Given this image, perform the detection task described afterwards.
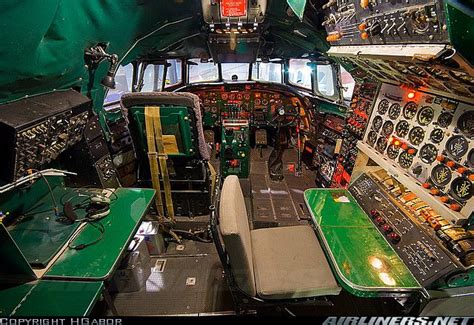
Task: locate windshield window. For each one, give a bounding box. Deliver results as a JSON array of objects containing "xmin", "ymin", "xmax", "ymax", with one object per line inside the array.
[
  {"xmin": 221, "ymin": 63, "xmax": 249, "ymax": 81},
  {"xmin": 315, "ymin": 64, "xmax": 336, "ymax": 98},
  {"xmin": 288, "ymin": 59, "xmax": 312, "ymax": 90},
  {"xmin": 104, "ymin": 63, "xmax": 133, "ymax": 104},
  {"xmin": 164, "ymin": 58, "xmax": 182, "ymax": 88},
  {"xmin": 141, "ymin": 64, "xmax": 164, "ymax": 92},
  {"xmin": 251, "ymin": 62, "xmax": 282, "ymax": 83},
  {"xmin": 340, "ymin": 64, "xmax": 355, "ymax": 100},
  {"xmin": 188, "ymin": 59, "xmax": 219, "ymax": 83}
]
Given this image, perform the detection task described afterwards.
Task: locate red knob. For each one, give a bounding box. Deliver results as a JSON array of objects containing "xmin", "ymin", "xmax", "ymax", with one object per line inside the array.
[
  {"xmin": 422, "ymin": 183, "xmax": 431, "ymax": 189},
  {"xmin": 446, "ymin": 161, "xmax": 456, "ymax": 168},
  {"xmin": 430, "ymin": 188, "xmax": 440, "ymax": 195},
  {"xmin": 450, "ymin": 203, "xmax": 461, "ymax": 211}
]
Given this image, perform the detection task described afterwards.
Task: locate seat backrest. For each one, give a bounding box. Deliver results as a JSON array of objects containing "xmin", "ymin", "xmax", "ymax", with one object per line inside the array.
[{"xmin": 219, "ymin": 175, "xmax": 256, "ymax": 297}]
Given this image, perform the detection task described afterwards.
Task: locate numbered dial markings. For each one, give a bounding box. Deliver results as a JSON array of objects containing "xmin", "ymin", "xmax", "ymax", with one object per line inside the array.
[
  {"xmin": 417, "ymin": 106, "xmax": 434, "ymax": 126},
  {"xmin": 367, "ymin": 131, "xmax": 378, "ymax": 146},
  {"xmin": 372, "ymin": 116, "xmax": 383, "ymax": 132},
  {"xmin": 450, "ymin": 177, "xmax": 473, "ymax": 202},
  {"xmin": 387, "ymin": 144, "xmax": 400, "ymax": 160},
  {"xmin": 430, "ymin": 129, "xmax": 444, "ymax": 144},
  {"xmin": 446, "ymin": 135, "xmax": 469, "ymax": 159},
  {"xmin": 396, "ymin": 120, "xmax": 410, "ymax": 138},
  {"xmin": 388, "ymin": 103, "xmax": 401, "ymax": 120},
  {"xmin": 419, "ymin": 144, "xmax": 438, "ymax": 164},
  {"xmin": 381, "ymin": 121, "xmax": 394, "ymax": 137},
  {"xmin": 403, "ymin": 102, "xmax": 418, "ymax": 120},
  {"xmin": 409, "ymin": 126, "xmax": 425, "ymax": 146},
  {"xmin": 398, "ymin": 151, "xmax": 414, "ymax": 169},
  {"xmin": 378, "ymin": 99, "xmax": 390, "ymax": 115},
  {"xmin": 376, "ymin": 137, "xmax": 388, "ymax": 153},
  {"xmin": 431, "ymin": 164, "xmax": 452, "ymax": 187},
  {"xmin": 457, "ymin": 111, "xmax": 474, "ymax": 139},
  {"xmin": 437, "ymin": 112, "xmax": 453, "ymax": 128}
]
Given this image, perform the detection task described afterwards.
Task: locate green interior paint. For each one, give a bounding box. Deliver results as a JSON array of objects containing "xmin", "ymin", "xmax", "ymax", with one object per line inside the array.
[
  {"xmin": 287, "ymin": 0, "xmax": 307, "ymax": 20},
  {"xmin": 445, "ymin": 0, "xmax": 474, "ymax": 65}
]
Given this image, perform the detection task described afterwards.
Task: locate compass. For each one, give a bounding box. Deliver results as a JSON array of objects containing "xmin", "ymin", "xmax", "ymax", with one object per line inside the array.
[
  {"xmin": 419, "ymin": 144, "xmax": 438, "ymax": 164},
  {"xmin": 450, "ymin": 177, "xmax": 473, "ymax": 202},
  {"xmin": 388, "ymin": 103, "xmax": 401, "ymax": 120},
  {"xmin": 430, "ymin": 128, "xmax": 444, "ymax": 144},
  {"xmin": 431, "ymin": 164, "xmax": 452, "ymax": 187},
  {"xmin": 446, "ymin": 135, "xmax": 469, "ymax": 159},
  {"xmin": 417, "ymin": 106, "xmax": 434, "ymax": 126},
  {"xmin": 403, "ymin": 102, "xmax": 418, "ymax": 120},
  {"xmin": 378, "ymin": 99, "xmax": 390, "ymax": 115},
  {"xmin": 409, "ymin": 126, "xmax": 425, "ymax": 146},
  {"xmin": 396, "ymin": 120, "xmax": 410, "ymax": 138}
]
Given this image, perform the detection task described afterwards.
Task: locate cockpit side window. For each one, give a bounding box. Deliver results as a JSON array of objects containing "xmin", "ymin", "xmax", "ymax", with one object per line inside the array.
[
  {"xmin": 164, "ymin": 59, "xmax": 183, "ymax": 89},
  {"xmin": 104, "ymin": 63, "xmax": 134, "ymax": 104},
  {"xmin": 340, "ymin": 64, "xmax": 355, "ymax": 101},
  {"xmin": 288, "ymin": 59, "xmax": 312, "ymax": 90},
  {"xmin": 314, "ymin": 64, "xmax": 336, "ymax": 98},
  {"xmin": 141, "ymin": 64, "xmax": 164, "ymax": 92}
]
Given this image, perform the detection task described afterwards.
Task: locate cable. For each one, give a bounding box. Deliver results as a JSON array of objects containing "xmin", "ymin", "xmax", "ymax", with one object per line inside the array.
[{"xmin": 67, "ymin": 221, "xmax": 105, "ymax": 250}]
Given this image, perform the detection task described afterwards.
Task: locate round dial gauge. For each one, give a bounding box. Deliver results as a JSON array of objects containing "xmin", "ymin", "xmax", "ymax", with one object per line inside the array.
[
  {"xmin": 457, "ymin": 111, "xmax": 474, "ymax": 139},
  {"xmin": 376, "ymin": 137, "xmax": 388, "ymax": 153},
  {"xmin": 469, "ymin": 149, "xmax": 474, "ymax": 168},
  {"xmin": 221, "ymin": 93, "xmax": 228, "ymax": 100},
  {"xmin": 372, "ymin": 116, "xmax": 383, "ymax": 132},
  {"xmin": 378, "ymin": 99, "xmax": 390, "ymax": 115},
  {"xmin": 388, "ymin": 103, "xmax": 401, "ymax": 120},
  {"xmin": 409, "ymin": 126, "xmax": 425, "ymax": 146},
  {"xmin": 396, "ymin": 120, "xmax": 410, "ymax": 138},
  {"xmin": 450, "ymin": 177, "xmax": 473, "ymax": 202},
  {"xmin": 446, "ymin": 135, "xmax": 469, "ymax": 159},
  {"xmin": 419, "ymin": 144, "xmax": 438, "ymax": 164},
  {"xmin": 430, "ymin": 129, "xmax": 444, "ymax": 144},
  {"xmin": 398, "ymin": 151, "xmax": 414, "ymax": 169},
  {"xmin": 381, "ymin": 121, "xmax": 394, "ymax": 137},
  {"xmin": 387, "ymin": 144, "xmax": 400, "ymax": 160},
  {"xmin": 437, "ymin": 112, "xmax": 453, "ymax": 128},
  {"xmin": 431, "ymin": 164, "xmax": 452, "ymax": 187},
  {"xmin": 403, "ymin": 102, "xmax": 418, "ymax": 120},
  {"xmin": 367, "ymin": 131, "xmax": 378, "ymax": 146},
  {"xmin": 417, "ymin": 106, "xmax": 434, "ymax": 126}
]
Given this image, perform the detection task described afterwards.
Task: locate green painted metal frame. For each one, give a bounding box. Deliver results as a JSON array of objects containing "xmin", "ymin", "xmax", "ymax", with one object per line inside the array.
[{"xmin": 304, "ymin": 188, "xmax": 421, "ymax": 297}]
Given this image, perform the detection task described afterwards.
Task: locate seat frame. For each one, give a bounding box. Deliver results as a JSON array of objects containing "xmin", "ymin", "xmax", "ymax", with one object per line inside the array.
[{"xmin": 209, "ymin": 178, "xmax": 334, "ymax": 315}]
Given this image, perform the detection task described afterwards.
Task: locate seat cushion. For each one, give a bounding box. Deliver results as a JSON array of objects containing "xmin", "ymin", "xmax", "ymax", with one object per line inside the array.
[
  {"xmin": 219, "ymin": 175, "xmax": 256, "ymax": 297},
  {"xmin": 251, "ymin": 225, "xmax": 341, "ymax": 300}
]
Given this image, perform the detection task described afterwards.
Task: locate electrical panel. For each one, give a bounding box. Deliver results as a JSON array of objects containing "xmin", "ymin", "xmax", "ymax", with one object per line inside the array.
[
  {"xmin": 0, "ymin": 90, "xmax": 91, "ymax": 183},
  {"xmin": 221, "ymin": 119, "xmax": 250, "ymax": 178}
]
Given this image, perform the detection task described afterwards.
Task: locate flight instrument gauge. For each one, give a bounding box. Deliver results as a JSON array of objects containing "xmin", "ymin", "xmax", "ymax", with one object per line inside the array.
[
  {"xmin": 378, "ymin": 99, "xmax": 389, "ymax": 115},
  {"xmin": 450, "ymin": 177, "xmax": 473, "ymax": 202},
  {"xmin": 381, "ymin": 121, "xmax": 394, "ymax": 137},
  {"xmin": 367, "ymin": 131, "xmax": 378, "ymax": 146},
  {"xmin": 457, "ymin": 111, "xmax": 474, "ymax": 139},
  {"xmin": 388, "ymin": 103, "xmax": 401, "ymax": 120},
  {"xmin": 419, "ymin": 144, "xmax": 438, "ymax": 164},
  {"xmin": 417, "ymin": 106, "xmax": 434, "ymax": 126},
  {"xmin": 403, "ymin": 102, "xmax": 418, "ymax": 120},
  {"xmin": 469, "ymin": 149, "xmax": 474, "ymax": 168},
  {"xmin": 396, "ymin": 120, "xmax": 410, "ymax": 138},
  {"xmin": 372, "ymin": 116, "xmax": 383, "ymax": 132},
  {"xmin": 398, "ymin": 151, "xmax": 414, "ymax": 169},
  {"xmin": 409, "ymin": 127, "xmax": 425, "ymax": 146},
  {"xmin": 376, "ymin": 137, "xmax": 388, "ymax": 153},
  {"xmin": 430, "ymin": 129, "xmax": 444, "ymax": 144},
  {"xmin": 387, "ymin": 145, "xmax": 400, "ymax": 160},
  {"xmin": 437, "ymin": 112, "xmax": 453, "ymax": 128},
  {"xmin": 446, "ymin": 135, "xmax": 469, "ymax": 159},
  {"xmin": 431, "ymin": 164, "xmax": 452, "ymax": 187}
]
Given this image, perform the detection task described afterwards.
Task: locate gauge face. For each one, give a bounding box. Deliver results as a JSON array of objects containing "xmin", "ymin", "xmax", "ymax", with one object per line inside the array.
[
  {"xmin": 417, "ymin": 106, "xmax": 434, "ymax": 126},
  {"xmin": 378, "ymin": 99, "xmax": 390, "ymax": 115},
  {"xmin": 430, "ymin": 128, "xmax": 444, "ymax": 144},
  {"xmin": 419, "ymin": 144, "xmax": 438, "ymax": 164},
  {"xmin": 409, "ymin": 126, "xmax": 425, "ymax": 146},
  {"xmin": 381, "ymin": 121, "xmax": 394, "ymax": 137},
  {"xmin": 446, "ymin": 135, "xmax": 469, "ymax": 159},
  {"xmin": 450, "ymin": 177, "xmax": 473, "ymax": 202},
  {"xmin": 437, "ymin": 112, "xmax": 453, "ymax": 128},
  {"xmin": 367, "ymin": 131, "xmax": 378, "ymax": 146},
  {"xmin": 387, "ymin": 144, "xmax": 400, "ymax": 160},
  {"xmin": 398, "ymin": 151, "xmax": 414, "ymax": 169},
  {"xmin": 388, "ymin": 103, "xmax": 401, "ymax": 120},
  {"xmin": 431, "ymin": 164, "xmax": 452, "ymax": 187},
  {"xmin": 221, "ymin": 93, "xmax": 228, "ymax": 100},
  {"xmin": 457, "ymin": 111, "xmax": 474, "ymax": 139},
  {"xmin": 403, "ymin": 102, "xmax": 418, "ymax": 120},
  {"xmin": 396, "ymin": 120, "xmax": 410, "ymax": 138},
  {"xmin": 469, "ymin": 149, "xmax": 474, "ymax": 168},
  {"xmin": 376, "ymin": 137, "xmax": 388, "ymax": 153},
  {"xmin": 372, "ymin": 116, "xmax": 383, "ymax": 132}
]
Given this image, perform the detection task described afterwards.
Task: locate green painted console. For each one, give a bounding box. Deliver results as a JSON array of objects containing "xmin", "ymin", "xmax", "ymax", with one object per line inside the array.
[{"xmin": 220, "ymin": 120, "xmax": 250, "ymax": 178}]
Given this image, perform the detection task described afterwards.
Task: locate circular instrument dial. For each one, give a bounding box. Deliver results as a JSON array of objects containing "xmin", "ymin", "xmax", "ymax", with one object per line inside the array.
[
  {"xmin": 417, "ymin": 106, "xmax": 434, "ymax": 126},
  {"xmin": 437, "ymin": 112, "xmax": 453, "ymax": 128},
  {"xmin": 376, "ymin": 137, "xmax": 388, "ymax": 153},
  {"xmin": 450, "ymin": 177, "xmax": 473, "ymax": 202},
  {"xmin": 387, "ymin": 144, "xmax": 400, "ymax": 160},
  {"xmin": 430, "ymin": 128, "xmax": 444, "ymax": 144},
  {"xmin": 403, "ymin": 102, "xmax": 418, "ymax": 120},
  {"xmin": 446, "ymin": 135, "xmax": 469, "ymax": 159},
  {"xmin": 396, "ymin": 120, "xmax": 410, "ymax": 138},
  {"xmin": 409, "ymin": 126, "xmax": 425, "ymax": 146},
  {"xmin": 378, "ymin": 99, "xmax": 390, "ymax": 115},
  {"xmin": 431, "ymin": 164, "xmax": 452, "ymax": 187},
  {"xmin": 398, "ymin": 151, "xmax": 414, "ymax": 169},
  {"xmin": 468, "ymin": 149, "xmax": 474, "ymax": 168},
  {"xmin": 381, "ymin": 121, "xmax": 394, "ymax": 137},
  {"xmin": 221, "ymin": 93, "xmax": 228, "ymax": 100},
  {"xmin": 367, "ymin": 131, "xmax": 378, "ymax": 146},
  {"xmin": 457, "ymin": 111, "xmax": 474, "ymax": 139},
  {"xmin": 372, "ymin": 116, "xmax": 383, "ymax": 132},
  {"xmin": 419, "ymin": 144, "xmax": 438, "ymax": 164},
  {"xmin": 388, "ymin": 103, "xmax": 401, "ymax": 120}
]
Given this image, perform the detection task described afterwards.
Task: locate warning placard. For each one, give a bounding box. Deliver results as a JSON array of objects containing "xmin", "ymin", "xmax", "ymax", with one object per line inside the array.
[{"xmin": 220, "ymin": 0, "xmax": 247, "ymax": 17}]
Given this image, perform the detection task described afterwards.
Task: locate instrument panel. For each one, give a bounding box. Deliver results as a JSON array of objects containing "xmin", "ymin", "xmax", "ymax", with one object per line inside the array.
[{"xmin": 363, "ymin": 83, "xmax": 473, "ymax": 217}]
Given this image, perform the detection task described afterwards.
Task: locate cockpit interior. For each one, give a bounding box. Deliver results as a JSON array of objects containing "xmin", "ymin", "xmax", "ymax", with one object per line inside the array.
[{"xmin": 0, "ymin": 0, "xmax": 473, "ymax": 318}]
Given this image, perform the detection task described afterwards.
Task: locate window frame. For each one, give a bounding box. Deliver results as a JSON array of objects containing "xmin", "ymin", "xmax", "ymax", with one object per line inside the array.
[
  {"xmin": 313, "ymin": 62, "xmax": 340, "ymax": 102},
  {"xmin": 287, "ymin": 58, "xmax": 314, "ymax": 92}
]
